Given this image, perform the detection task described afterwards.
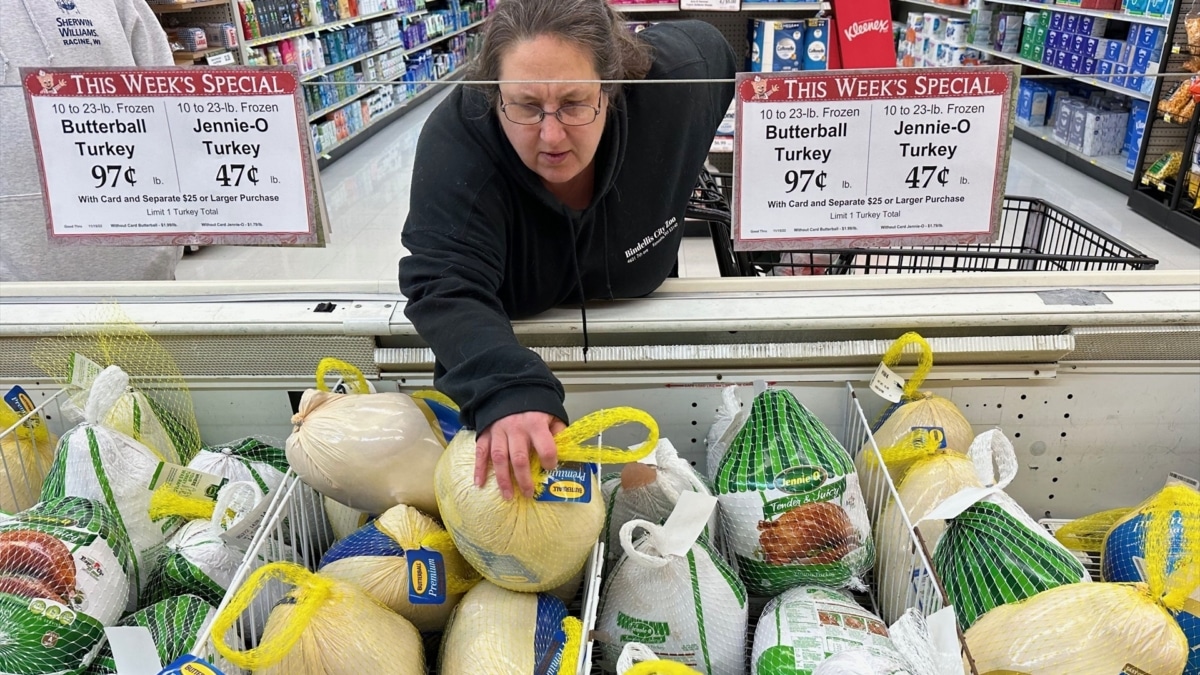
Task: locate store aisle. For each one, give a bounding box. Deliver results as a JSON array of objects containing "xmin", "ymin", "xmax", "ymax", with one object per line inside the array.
[{"xmin": 177, "ymin": 89, "xmax": 1200, "ymax": 283}]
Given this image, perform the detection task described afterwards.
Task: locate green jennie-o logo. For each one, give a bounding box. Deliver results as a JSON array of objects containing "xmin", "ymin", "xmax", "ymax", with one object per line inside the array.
[
  {"xmin": 616, "ymin": 612, "xmax": 669, "ymax": 645},
  {"xmin": 773, "ymin": 466, "xmax": 828, "ymax": 494}
]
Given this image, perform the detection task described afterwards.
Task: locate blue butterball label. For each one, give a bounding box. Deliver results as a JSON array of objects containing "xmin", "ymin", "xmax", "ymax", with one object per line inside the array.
[
  {"xmin": 158, "ymin": 655, "xmax": 226, "ymax": 675},
  {"xmin": 408, "ymin": 548, "xmax": 446, "ymax": 605},
  {"xmin": 535, "ymin": 462, "xmax": 593, "ymax": 503}
]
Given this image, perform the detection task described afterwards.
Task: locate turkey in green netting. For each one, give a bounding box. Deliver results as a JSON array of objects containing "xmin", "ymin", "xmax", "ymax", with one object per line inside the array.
[{"xmin": 714, "ymin": 389, "xmax": 872, "ymax": 595}]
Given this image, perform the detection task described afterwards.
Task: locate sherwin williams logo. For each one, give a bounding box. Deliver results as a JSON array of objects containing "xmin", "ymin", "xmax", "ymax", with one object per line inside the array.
[
  {"xmin": 616, "ymin": 612, "xmax": 669, "ymax": 644},
  {"xmin": 774, "ymin": 466, "xmax": 828, "ymax": 494},
  {"xmin": 410, "ymin": 560, "xmax": 429, "ymax": 595}
]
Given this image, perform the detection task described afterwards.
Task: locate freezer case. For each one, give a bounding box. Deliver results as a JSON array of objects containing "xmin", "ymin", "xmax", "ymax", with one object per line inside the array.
[{"xmin": 0, "ymin": 271, "xmax": 1197, "ymax": 672}]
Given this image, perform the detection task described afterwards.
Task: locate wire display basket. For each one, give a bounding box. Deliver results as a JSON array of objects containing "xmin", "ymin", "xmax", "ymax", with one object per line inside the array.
[
  {"xmin": 0, "ymin": 383, "xmax": 973, "ymax": 674},
  {"xmin": 689, "ymin": 171, "xmax": 1159, "ymax": 276}
]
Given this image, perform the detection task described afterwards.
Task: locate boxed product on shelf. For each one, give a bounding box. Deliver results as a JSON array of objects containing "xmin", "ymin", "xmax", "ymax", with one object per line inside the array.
[
  {"xmin": 993, "ymin": 12, "xmax": 1023, "ymax": 53},
  {"xmin": 174, "ymin": 27, "xmax": 208, "ymax": 52},
  {"xmin": 1125, "ymin": 98, "xmax": 1150, "ymax": 173},
  {"xmin": 1081, "ymin": 107, "xmax": 1130, "ymax": 156},
  {"xmin": 1018, "ymin": 79, "xmax": 1052, "ymax": 126},
  {"xmin": 748, "ymin": 20, "xmax": 807, "ymax": 71}
]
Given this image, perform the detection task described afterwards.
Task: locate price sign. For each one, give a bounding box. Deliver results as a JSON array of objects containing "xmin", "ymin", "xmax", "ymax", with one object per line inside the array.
[
  {"xmin": 734, "ymin": 67, "xmax": 1016, "ymax": 251},
  {"xmin": 22, "ymin": 66, "xmax": 327, "ymax": 246}
]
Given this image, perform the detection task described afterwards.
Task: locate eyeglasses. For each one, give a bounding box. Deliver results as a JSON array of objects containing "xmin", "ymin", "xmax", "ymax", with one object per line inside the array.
[{"xmin": 499, "ymin": 91, "xmax": 603, "ymax": 126}]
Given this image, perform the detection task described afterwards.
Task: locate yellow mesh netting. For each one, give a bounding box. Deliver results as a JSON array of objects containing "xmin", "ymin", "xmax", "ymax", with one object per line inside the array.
[
  {"xmin": 1143, "ymin": 484, "xmax": 1200, "ymax": 611},
  {"xmin": 412, "ymin": 529, "xmax": 481, "ymax": 596},
  {"xmin": 212, "ymin": 562, "xmax": 333, "ymax": 670},
  {"xmin": 1054, "ymin": 507, "xmax": 1135, "ymax": 552},
  {"xmin": 557, "ymin": 616, "xmax": 583, "ymax": 675},
  {"xmin": 314, "ymin": 357, "xmax": 370, "ymax": 394},
  {"xmin": 31, "ymin": 302, "xmax": 200, "ymax": 463},
  {"xmin": 147, "ymin": 484, "xmax": 216, "ymax": 522},
  {"xmin": 626, "ymin": 661, "xmax": 702, "ymax": 675},
  {"xmin": 880, "ymin": 332, "xmax": 934, "ymax": 401},
  {"xmin": 533, "ymin": 407, "xmax": 659, "ymax": 497}
]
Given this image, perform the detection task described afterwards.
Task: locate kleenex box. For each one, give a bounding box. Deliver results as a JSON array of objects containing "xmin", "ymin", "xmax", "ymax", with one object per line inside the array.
[
  {"xmin": 1017, "ymin": 80, "xmax": 1051, "ymax": 126},
  {"xmin": 1113, "ymin": 63, "xmax": 1129, "ymax": 87},
  {"xmin": 1067, "ymin": 104, "xmax": 1088, "ymax": 150},
  {"xmin": 1095, "ymin": 38, "xmax": 1123, "ymax": 61},
  {"xmin": 1077, "ymin": 16, "xmax": 1107, "ymax": 36},
  {"xmin": 749, "ymin": 19, "xmax": 806, "ymax": 72}
]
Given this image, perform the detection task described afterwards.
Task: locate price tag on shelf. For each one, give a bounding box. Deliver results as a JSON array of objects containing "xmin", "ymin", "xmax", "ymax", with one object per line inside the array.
[
  {"xmin": 21, "ymin": 66, "xmax": 328, "ymax": 246},
  {"xmin": 680, "ymin": 0, "xmax": 740, "ymax": 10},
  {"xmin": 733, "ymin": 67, "xmax": 1016, "ymax": 251}
]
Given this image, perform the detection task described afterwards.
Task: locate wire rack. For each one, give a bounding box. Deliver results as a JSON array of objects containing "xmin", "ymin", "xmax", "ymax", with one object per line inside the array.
[{"xmin": 689, "ymin": 171, "xmax": 1159, "ymax": 275}]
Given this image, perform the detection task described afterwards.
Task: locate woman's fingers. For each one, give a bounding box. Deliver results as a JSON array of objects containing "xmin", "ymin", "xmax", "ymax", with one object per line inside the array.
[
  {"xmin": 508, "ymin": 427, "xmax": 535, "ymax": 499},
  {"xmin": 474, "ymin": 430, "xmax": 492, "ymax": 489},
  {"xmin": 490, "ymin": 431, "xmax": 514, "ymax": 500}
]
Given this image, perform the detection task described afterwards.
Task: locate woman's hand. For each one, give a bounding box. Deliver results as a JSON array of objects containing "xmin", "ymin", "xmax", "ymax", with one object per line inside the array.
[{"xmin": 475, "ymin": 411, "xmax": 568, "ymax": 500}]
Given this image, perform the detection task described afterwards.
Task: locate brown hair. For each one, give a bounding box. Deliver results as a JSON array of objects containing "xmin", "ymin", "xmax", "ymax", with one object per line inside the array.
[{"xmin": 471, "ymin": 0, "xmax": 652, "ymax": 106}]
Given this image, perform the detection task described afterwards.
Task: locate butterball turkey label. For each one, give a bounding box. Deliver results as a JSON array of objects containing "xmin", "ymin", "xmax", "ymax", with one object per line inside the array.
[
  {"xmin": 21, "ymin": 67, "xmax": 326, "ymax": 246},
  {"xmin": 734, "ymin": 67, "xmax": 1016, "ymax": 251}
]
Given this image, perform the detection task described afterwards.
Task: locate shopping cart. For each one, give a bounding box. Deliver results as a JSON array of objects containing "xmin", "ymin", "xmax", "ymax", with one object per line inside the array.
[{"xmin": 688, "ymin": 170, "xmax": 1159, "ymax": 276}]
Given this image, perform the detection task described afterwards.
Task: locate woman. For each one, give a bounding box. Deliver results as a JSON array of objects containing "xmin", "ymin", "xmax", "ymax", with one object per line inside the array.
[{"xmin": 400, "ymin": 0, "xmax": 735, "ymax": 499}]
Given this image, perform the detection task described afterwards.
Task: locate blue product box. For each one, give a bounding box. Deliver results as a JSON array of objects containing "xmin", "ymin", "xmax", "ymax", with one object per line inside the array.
[
  {"xmin": 1058, "ymin": 32, "xmax": 1073, "ymax": 51},
  {"xmin": 1113, "ymin": 63, "xmax": 1129, "ymax": 87},
  {"xmin": 803, "ymin": 18, "xmax": 831, "ymax": 71},
  {"xmin": 1054, "ymin": 50, "xmax": 1070, "ymax": 70},
  {"xmin": 1018, "ymin": 80, "xmax": 1051, "ymax": 126},
  {"xmin": 1069, "ymin": 53, "xmax": 1083, "ymax": 73},
  {"xmin": 1063, "ymin": 13, "xmax": 1080, "ymax": 34},
  {"xmin": 1077, "ymin": 16, "xmax": 1106, "ymax": 36},
  {"xmin": 1136, "ymin": 25, "xmax": 1164, "ymax": 51},
  {"xmin": 1097, "ymin": 59, "xmax": 1115, "ymax": 76},
  {"xmin": 1068, "ymin": 104, "xmax": 1088, "ymax": 151},
  {"xmin": 1047, "ymin": 29, "xmax": 1061, "ymax": 49},
  {"xmin": 749, "ymin": 19, "xmax": 807, "ymax": 72},
  {"xmin": 1072, "ymin": 34, "xmax": 1087, "ymax": 54},
  {"xmin": 1131, "ymin": 47, "xmax": 1152, "ymax": 72},
  {"xmin": 1043, "ymin": 47, "xmax": 1057, "ymax": 65},
  {"xmin": 1085, "ymin": 37, "xmax": 1099, "ymax": 56},
  {"xmin": 1082, "ymin": 57, "xmax": 1097, "ymax": 74},
  {"xmin": 1098, "ymin": 38, "xmax": 1123, "ymax": 61},
  {"xmin": 1050, "ymin": 11, "xmax": 1065, "ymax": 30},
  {"xmin": 1125, "ymin": 99, "xmax": 1149, "ymax": 172},
  {"xmin": 1126, "ymin": 75, "xmax": 1143, "ymax": 91},
  {"xmin": 1125, "ymin": 0, "xmax": 1149, "ymax": 15},
  {"xmin": 1147, "ymin": 0, "xmax": 1172, "ymax": 16}
]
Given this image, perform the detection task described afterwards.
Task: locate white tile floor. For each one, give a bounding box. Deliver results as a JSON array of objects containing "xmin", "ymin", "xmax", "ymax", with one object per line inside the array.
[{"xmin": 177, "ymin": 86, "xmax": 1200, "ymax": 283}]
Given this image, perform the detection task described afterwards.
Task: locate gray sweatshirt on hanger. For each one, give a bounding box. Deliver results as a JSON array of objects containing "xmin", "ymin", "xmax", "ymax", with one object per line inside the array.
[{"xmin": 0, "ymin": 0, "xmax": 181, "ymax": 282}]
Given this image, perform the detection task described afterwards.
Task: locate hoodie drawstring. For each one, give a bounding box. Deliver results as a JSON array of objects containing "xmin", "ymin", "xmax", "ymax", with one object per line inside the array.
[
  {"xmin": 18, "ymin": 0, "xmax": 56, "ymax": 66},
  {"xmin": 566, "ymin": 216, "xmax": 589, "ymax": 364}
]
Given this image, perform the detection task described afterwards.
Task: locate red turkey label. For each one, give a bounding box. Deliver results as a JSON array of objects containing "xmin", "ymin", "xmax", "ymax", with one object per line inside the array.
[{"xmin": 829, "ymin": 0, "xmax": 896, "ymax": 68}]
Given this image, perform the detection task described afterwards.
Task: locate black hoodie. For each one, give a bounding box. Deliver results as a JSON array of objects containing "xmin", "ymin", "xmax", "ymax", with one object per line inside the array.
[{"xmin": 399, "ymin": 20, "xmax": 736, "ymax": 431}]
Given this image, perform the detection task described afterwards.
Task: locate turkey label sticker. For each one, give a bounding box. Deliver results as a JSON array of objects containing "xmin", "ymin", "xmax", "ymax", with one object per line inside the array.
[
  {"xmin": 536, "ymin": 462, "xmax": 594, "ymax": 503},
  {"xmin": 407, "ymin": 548, "xmax": 446, "ymax": 605}
]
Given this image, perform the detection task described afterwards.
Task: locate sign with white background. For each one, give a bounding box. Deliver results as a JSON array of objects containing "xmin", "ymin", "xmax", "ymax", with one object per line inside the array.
[
  {"xmin": 734, "ymin": 67, "xmax": 1016, "ymax": 251},
  {"xmin": 22, "ymin": 66, "xmax": 327, "ymax": 246}
]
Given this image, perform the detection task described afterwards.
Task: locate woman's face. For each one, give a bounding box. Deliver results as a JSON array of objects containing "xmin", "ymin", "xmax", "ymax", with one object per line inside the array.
[{"xmin": 497, "ymin": 35, "xmax": 608, "ymax": 190}]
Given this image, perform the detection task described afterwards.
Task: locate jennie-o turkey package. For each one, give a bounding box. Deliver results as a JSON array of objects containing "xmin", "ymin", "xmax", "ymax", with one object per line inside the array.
[
  {"xmin": 856, "ymin": 333, "xmax": 973, "ymax": 519},
  {"xmin": 714, "ymin": 388, "xmax": 872, "ymax": 595},
  {"xmin": 751, "ymin": 586, "xmax": 894, "ymax": 675},
  {"xmin": 597, "ymin": 492, "xmax": 747, "ymax": 675},
  {"xmin": 436, "ymin": 407, "xmax": 659, "ymax": 593},
  {"xmin": 0, "ymin": 497, "xmax": 132, "ymax": 674},
  {"xmin": 319, "ymin": 504, "xmax": 478, "ymax": 633},
  {"xmin": 213, "ymin": 561, "xmax": 425, "ymax": 675},
  {"xmin": 601, "ymin": 438, "xmax": 720, "ymax": 568}
]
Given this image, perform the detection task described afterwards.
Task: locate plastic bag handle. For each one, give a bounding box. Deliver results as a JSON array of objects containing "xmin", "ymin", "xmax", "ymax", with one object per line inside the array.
[
  {"xmin": 314, "ymin": 357, "xmax": 370, "ymax": 394},
  {"xmin": 617, "ymin": 643, "xmax": 662, "ymax": 674},
  {"xmin": 211, "ymin": 562, "xmax": 333, "ymax": 670},
  {"xmin": 533, "ymin": 407, "xmax": 659, "ymax": 492},
  {"xmin": 618, "ymin": 519, "xmax": 671, "ymax": 568},
  {"xmin": 966, "ymin": 429, "xmax": 1018, "ymax": 490},
  {"xmin": 84, "ymin": 365, "xmax": 129, "ymax": 424},
  {"xmin": 881, "ymin": 332, "xmax": 933, "ymax": 400}
]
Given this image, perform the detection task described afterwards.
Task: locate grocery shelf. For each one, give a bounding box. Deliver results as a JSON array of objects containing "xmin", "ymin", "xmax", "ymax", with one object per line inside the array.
[
  {"xmin": 245, "ymin": 8, "xmax": 398, "ymax": 48},
  {"xmin": 972, "ymin": 44, "xmax": 1152, "ymax": 101},
  {"xmin": 300, "ymin": 41, "xmax": 405, "ymax": 82},
  {"xmin": 981, "ymin": 0, "xmax": 1171, "ymax": 27},
  {"xmin": 317, "ymin": 68, "xmax": 467, "ymax": 166},
  {"xmin": 403, "ymin": 19, "xmax": 485, "ymax": 57},
  {"xmin": 172, "ymin": 47, "xmax": 232, "ymax": 63},
  {"xmin": 895, "ymin": 0, "xmax": 971, "ymax": 16},
  {"xmin": 614, "ymin": 1, "xmax": 830, "ymax": 12},
  {"xmin": 710, "ymin": 136, "xmax": 733, "ymax": 153},
  {"xmin": 1014, "ymin": 121, "xmax": 1133, "ymax": 192},
  {"xmin": 304, "ymin": 20, "xmax": 482, "ymax": 121},
  {"xmin": 150, "ymin": 0, "xmax": 228, "ymax": 13},
  {"xmin": 1129, "ymin": 187, "xmax": 1200, "ymax": 245}
]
